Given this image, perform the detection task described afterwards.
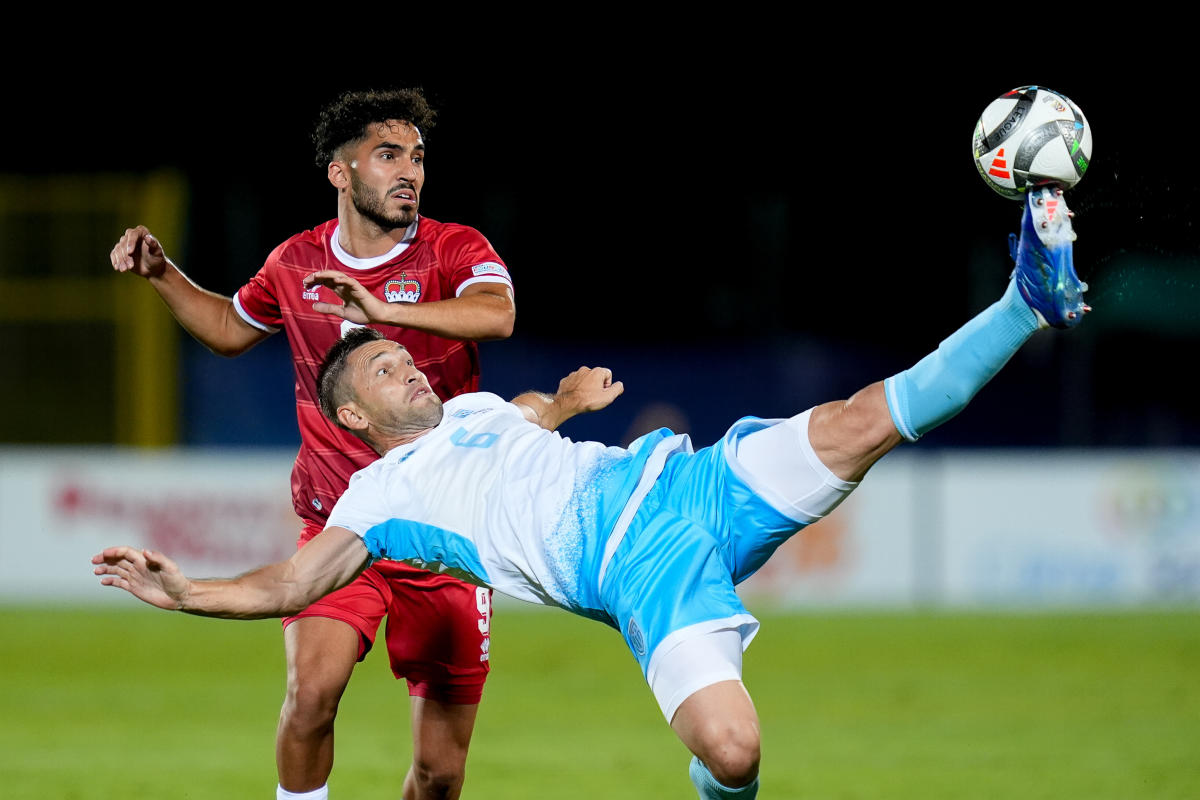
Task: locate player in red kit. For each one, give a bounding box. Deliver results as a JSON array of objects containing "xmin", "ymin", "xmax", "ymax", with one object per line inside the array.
[{"xmin": 109, "ymin": 89, "xmax": 514, "ymax": 800}]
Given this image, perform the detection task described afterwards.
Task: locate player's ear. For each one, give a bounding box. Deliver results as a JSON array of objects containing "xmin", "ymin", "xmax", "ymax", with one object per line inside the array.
[
  {"xmin": 328, "ymin": 159, "xmax": 349, "ymax": 191},
  {"xmin": 337, "ymin": 403, "xmax": 368, "ymax": 433}
]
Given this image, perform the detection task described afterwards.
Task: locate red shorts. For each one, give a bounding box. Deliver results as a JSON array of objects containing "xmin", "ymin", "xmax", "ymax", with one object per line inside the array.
[{"xmin": 283, "ymin": 523, "xmax": 492, "ymax": 704}]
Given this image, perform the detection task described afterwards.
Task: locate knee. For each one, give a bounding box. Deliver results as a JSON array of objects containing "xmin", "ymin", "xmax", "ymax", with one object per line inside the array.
[
  {"xmin": 280, "ymin": 673, "xmax": 344, "ymax": 730},
  {"xmin": 409, "ymin": 756, "xmax": 465, "ymax": 800},
  {"xmin": 693, "ymin": 718, "xmax": 761, "ymax": 787},
  {"xmin": 809, "ymin": 383, "xmax": 902, "ymax": 481}
]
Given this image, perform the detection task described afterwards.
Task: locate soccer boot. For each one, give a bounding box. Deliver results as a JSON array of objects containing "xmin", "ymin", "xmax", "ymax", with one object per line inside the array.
[{"xmin": 1008, "ymin": 186, "xmax": 1091, "ymax": 328}]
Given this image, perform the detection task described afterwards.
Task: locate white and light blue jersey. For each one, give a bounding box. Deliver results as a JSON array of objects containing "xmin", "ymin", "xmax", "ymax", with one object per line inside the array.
[
  {"xmin": 325, "ymin": 392, "xmax": 684, "ymax": 621},
  {"xmin": 331, "ymin": 398, "xmax": 853, "ymax": 718}
]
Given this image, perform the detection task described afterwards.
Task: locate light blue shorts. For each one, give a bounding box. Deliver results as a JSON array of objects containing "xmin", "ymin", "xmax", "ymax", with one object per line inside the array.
[{"xmin": 598, "ymin": 413, "xmax": 857, "ymax": 719}]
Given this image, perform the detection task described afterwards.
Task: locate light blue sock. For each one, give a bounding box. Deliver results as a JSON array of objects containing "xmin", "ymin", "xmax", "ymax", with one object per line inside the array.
[
  {"xmin": 884, "ymin": 278, "xmax": 1039, "ymax": 441},
  {"xmin": 689, "ymin": 756, "xmax": 759, "ymax": 799}
]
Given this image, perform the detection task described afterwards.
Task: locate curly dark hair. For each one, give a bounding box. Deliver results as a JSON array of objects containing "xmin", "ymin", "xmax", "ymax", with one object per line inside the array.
[{"xmin": 312, "ymin": 88, "xmax": 437, "ymax": 168}]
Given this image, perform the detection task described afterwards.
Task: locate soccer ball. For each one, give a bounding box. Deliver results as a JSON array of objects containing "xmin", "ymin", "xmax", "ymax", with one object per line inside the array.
[{"xmin": 972, "ymin": 85, "xmax": 1092, "ymax": 199}]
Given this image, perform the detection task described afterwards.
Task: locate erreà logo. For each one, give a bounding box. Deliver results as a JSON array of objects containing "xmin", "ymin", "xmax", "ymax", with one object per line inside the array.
[{"xmin": 384, "ymin": 274, "xmax": 422, "ymax": 303}]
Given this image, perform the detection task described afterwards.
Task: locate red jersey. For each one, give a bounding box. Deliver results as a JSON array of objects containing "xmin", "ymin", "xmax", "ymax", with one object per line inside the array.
[{"xmin": 234, "ymin": 216, "xmax": 513, "ymax": 535}]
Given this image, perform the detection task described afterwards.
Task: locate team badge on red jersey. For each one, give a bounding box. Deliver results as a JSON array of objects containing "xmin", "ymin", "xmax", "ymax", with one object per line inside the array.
[{"xmin": 384, "ymin": 274, "xmax": 422, "ymax": 303}]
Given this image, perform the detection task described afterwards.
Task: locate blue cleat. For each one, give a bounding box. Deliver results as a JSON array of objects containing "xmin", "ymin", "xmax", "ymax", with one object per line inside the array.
[{"xmin": 1009, "ymin": 186, "xmax": 1091, "ymax": 329}]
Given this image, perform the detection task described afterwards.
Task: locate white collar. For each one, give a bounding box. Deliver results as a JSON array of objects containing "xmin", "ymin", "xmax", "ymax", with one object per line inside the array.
[{"xmin": 330, "ymin": 218, "xmax": 419, "ymax": 270}]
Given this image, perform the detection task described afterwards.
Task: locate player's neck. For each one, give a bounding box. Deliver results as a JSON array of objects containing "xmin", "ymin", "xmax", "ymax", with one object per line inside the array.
[
  {"xmin": 373, "ymin": 427, "xmax": 432, "ymax": 457},
  {"xmin": 336, "ymin": 208, "xmax": 416, "ymax": 259}
]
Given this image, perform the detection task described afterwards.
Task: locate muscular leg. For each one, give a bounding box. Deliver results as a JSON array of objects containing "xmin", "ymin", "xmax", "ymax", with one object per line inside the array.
[
  {"xmin": 277, "ymin": 617, "xmax": 361, "ymax": 792},
  {"xmin": 808, "ymin": 381, "xmax": 902, "ymax": 482},
  {"xmin": 810, "ymin": 276, "xmax": 1042, "ymax": 483},
  {"xmin": 681, "ymin": 195, "xmax": 1079, "ymax": 798},
  {"xmin": 648, "ymin": 630, "xmax": 759, "ymax": 798},
  {"xmin": 401, "ymin": 697, "xmax": 479, "ymax": 800},
  {"xmin": 707, "ymin": 279, "xmax": 1043, "ymax": 798},
  {"xmin": 671, "ymin": 681, "xmax": 761, "ymax": 795}
]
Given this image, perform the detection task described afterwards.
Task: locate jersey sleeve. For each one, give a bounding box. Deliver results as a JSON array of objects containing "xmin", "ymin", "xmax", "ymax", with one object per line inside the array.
[
  {"xmin": 324, "ymin": 465, "xmax": 398, "ymax": 550},
  {"xmin": 232, "ymin": 244, "xmax": 288, "ymax": 332},
  {"xmin": 442, "ymin": 392, "xmax": 516, "ymax": 420},
  {"xmin": 437, "ymin": 226, "xmax": 514, "ymax": 298}
]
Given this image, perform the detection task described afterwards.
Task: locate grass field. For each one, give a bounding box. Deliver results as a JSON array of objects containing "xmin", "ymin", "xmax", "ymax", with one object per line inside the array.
[{"xmin": 2, "ymin": 605, "xmax": 1197, "ymax": 799}]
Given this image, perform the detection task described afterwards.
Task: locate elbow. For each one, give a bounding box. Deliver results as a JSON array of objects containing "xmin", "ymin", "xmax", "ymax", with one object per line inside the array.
[
  {"xmin": 277, "ymin": 586, "xmax": 320, "ymax": 617},
  {"xmin": 278, "ymin": 599, "xmax": 310, "ymax": 617},
  {"xmin": 491, "ymin": 313, "xmax": 515, "ymax": 340},
  {"xmin": 205, "ymin": 330, "xmax": 264, "ymax": 358},
  {"xmin": 209, "ymin": 342, "xmax": 251, "ymax": 358},
  {"xmin": 480, "ymin": 308, "xmax": 515, "ymax": 341},
  {"xmin": 186, "ymin": 329, "xmax": 251, "ymax": 358},
  {"xmin": 460, "ymin": 289, "xmax": 515, "ymax": 341},
  {"xmin": 469, "ymin": 320, "xmax": 514, "ymax": 343}
]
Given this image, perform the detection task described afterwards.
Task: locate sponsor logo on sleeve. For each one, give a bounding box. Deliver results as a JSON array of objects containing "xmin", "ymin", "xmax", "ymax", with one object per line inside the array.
[{"xmin": 471, "ymin": 262, "xmax": 510, "ymax": 279}]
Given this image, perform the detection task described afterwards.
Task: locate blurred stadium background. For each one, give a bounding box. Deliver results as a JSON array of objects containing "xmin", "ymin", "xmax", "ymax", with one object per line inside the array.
[{"xmin": 1, "ymin": 53, "xmax": 1197, "ymax": 798}]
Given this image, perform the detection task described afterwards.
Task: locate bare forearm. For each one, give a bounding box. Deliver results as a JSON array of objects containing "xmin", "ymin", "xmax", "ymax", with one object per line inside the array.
[
  {"xmin": 513, "ymin": 367, "xmax": 624, "ymax": 431},
  {"xmin": 512, "ymin": 391, "xmax": 569, "ymax": 431},
  {"xmin": 177, "ymin": 562, "xmax": 317, "ymax": 619},
  {"xmin": 94, "ymin": 529, "xmax": 369, "ymax": 617},
  {"xmin": 148, "ymin": 262, "xmax": 267, "ymax": 357},
  {"xmin": 378, "ymin": 290, "xmax": 515, "ymax": 341},
  {"xmin": 180, "ymin": 539, "xmax": 368, "ymax": 618}
]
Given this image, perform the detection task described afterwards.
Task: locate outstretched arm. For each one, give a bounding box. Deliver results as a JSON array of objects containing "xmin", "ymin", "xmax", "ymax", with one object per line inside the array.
[
  {"xmin": 512, "ymin": 366, "xmax": 625, "ymax": 431},
  {"xmin": 304, "ymin": 270, "xmax": 515, "ymax": 341},
  {"xmin": 110, "ymin": 225, "xmax": 269, "ymax": 357},
  {"xmin": 92, "ymin": 527, "xmax": 370, "ymax": 619}
]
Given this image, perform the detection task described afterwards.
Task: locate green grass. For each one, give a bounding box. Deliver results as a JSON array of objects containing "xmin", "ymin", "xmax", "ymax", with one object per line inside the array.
[{"xmin": 1, "ymin": 605, "xmax": 1197, "ymax": 799}]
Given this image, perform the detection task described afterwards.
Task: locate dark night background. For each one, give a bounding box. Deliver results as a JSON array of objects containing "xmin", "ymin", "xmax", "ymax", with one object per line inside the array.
[{"xmin": 2, "ymin": 51, "xmax": 1196, "ymax": 450}]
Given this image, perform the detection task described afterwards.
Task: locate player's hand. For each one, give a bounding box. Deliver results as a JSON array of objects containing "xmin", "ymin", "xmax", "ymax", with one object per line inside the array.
[
  {"xmin": 110, "ymin": 225, "xmax": 169, "ymax": 279},
  {"xmin": 555, "ymin": 367, "xmax": 625, "ymax": 415},
  {"xmin": 304, "ymin": 270, "xmax": 393, "ymax": 325},
  {"xmin": 92, "ymin": 546, "xmax": 189, "ymax": 610}
]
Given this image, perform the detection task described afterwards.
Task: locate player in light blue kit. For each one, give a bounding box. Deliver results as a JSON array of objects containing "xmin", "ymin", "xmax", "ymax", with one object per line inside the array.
[{"xmin": 95, "ymin": 187, "xmax": 1088, "ymax": 799}]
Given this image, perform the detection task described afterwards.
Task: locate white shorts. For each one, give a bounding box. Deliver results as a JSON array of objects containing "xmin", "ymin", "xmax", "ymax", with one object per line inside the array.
[
  {"xmin": 730, "ymin": 408, "xmax": 859, "ymax": 525},
  {"xmin": 648, "ymin": 626, "xmax": 746, "ymax": 723}
]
